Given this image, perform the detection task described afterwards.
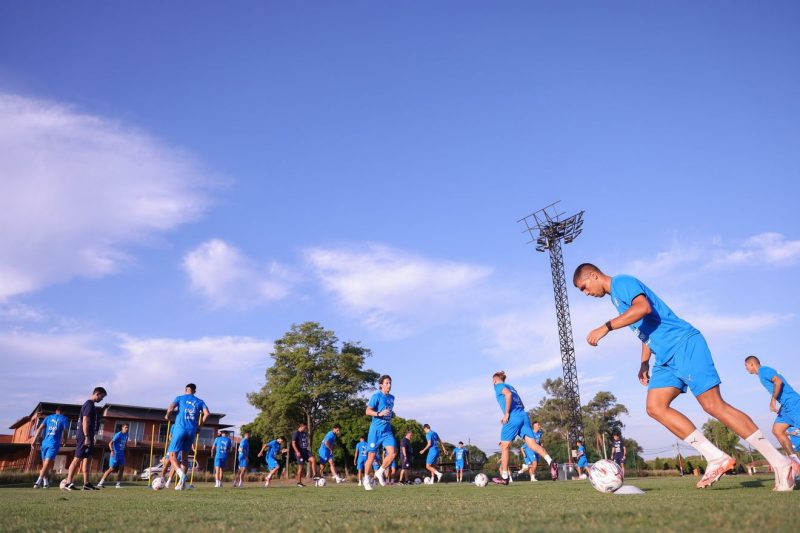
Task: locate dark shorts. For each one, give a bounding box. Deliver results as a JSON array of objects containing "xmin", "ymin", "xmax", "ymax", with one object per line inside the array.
[
  {"xmin": 401, "ymin": 457, "xmax": 412, "ymax": 469},
  {"xmin": 295, "ymin": 448, "xmax": 311, "ymax": 464},
  {"xmin": 613, "ymin": 455, "xmax": 624, "ymax": 466},
  {"xmin": 75, "ymin": 435, "xmax": 93, "ymax": 459}
]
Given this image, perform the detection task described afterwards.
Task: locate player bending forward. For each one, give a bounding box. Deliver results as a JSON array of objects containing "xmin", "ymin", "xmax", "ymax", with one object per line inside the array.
[
  {"xmin": 32, "ymin": 406, "xmax": 69, "ymax": 489},
  {"xmin": 317, "ymin": 425, "xmax": 345, "ymax": 483},
  {"xmin": 258, "ymin": 437, "xmax": 286, "ymax": 487},
  {"xmin": 363, "ymin": 375, "xmax": 396, "ymax": 491},
  {"xmin": 574, "ymin": 264, "xmax": 795, "ymax": 490}
]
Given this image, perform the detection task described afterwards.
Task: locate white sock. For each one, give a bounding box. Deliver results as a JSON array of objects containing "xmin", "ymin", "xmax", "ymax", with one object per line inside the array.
[
  {"xmin": 501, "ymin": 471, "xmax": 509, "ymax": 479},
  {"xmin": 376, "ymin": 467, "xmax": 384, "ymax": 476},
  {"xmin": 746, "ymin": 430, "xmax": 790, "ymax": 468},
  {"xmin": 544, "ymin": 455, "xmax": 552, "ymax": 465},
  {"xmin": 684, "ymin": 430, "xmax": 726, "ymax": 463},
  {"xmin": 36, "ymin": 476, "xmax": 42, "ymax": 484}
]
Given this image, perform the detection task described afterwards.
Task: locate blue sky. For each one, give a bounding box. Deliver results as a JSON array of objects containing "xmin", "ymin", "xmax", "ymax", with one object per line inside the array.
[{"xmin": 1, "ymin": 2, "xmax": 798, "ymax": 457}]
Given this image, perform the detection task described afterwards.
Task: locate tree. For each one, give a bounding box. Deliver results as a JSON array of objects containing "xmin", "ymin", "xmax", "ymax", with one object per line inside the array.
[
  {"xmin": 582, "ymin": 391, "xmax": 629, "ymax": 459},
  {"xmin": 246, "ymin": 322, "xmax": 379, "ymax": 450},
  {"xmin": 702, "ymin": 419, "xmax": 746, "ymax": 460}
]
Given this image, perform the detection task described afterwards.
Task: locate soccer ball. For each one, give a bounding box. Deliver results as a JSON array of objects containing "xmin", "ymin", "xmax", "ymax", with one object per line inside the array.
[
  {"xmin": 588, "ymin": 460, "xmax": 623, "ymax": 493},
  {"xmin": 315, "ymin": 478, "xmax": 327, "ymax": 487},
  {"xmin": 59, "ymin": 479, "xmax": 68, "ymax": 490},
  {"xmin": 413, "ymin": 477, "xmax": 422, "ymax": 485},
  {"xmin": 151, "ymin": 477, "xmax": 165, "ymax": 491},
  {"xmin": 474, "ymin": 473, "xmax": 488, "ymax": 487},
  {"xmin": 423, "ymin": 476, "xmax": 433, "ymax": 485}
]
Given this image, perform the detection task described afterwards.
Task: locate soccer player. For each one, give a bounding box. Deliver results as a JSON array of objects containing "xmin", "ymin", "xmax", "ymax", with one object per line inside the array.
[
  {"xmin": 164, "ymin": 383, "xmax": 209, "ymax": 491},
  {"xmin": 32, "ymin": 406, "xmax": 69, "ymax": 488},
  {"xmin": 419, "ymin": 424, "xmax": 445, "ymax": 483},
  {"xmin": 611, "ymin": 433, "xmax": 627, "ymax": 477},
  {"xmin": 211, "ymin": 430, "xmax": 232, "ymax": 488},
  {"xmin": 354, "ymin": 436, "xmax": 368, "ymax": 486},
  {"xmin": 317, "ymin": 424, "xmax": 344, "ymax": 483},
  {"xmin": 744, "ymin": 356, "xmax": 800, "ymax": 475},
  {"xmin": 97, "ymin": 424, "xmax": 129, "ymax": 488},
  {"xmin": 398, "ymin": 430, "xmax": 413, "ymax": 484},
  {"xmin": 575, "ymin": 439, "xmax": 588, "ymax": 479},
  {"xmin": 291, "ymin": 422, "xmax": 316, "ymax": 487},
  {"xmin": 234, "ymin": 431, "xmax": 251, "ymax": 487},
  {"xmin": 452, "ymin": 442, "xmax": 468, "ymax": 483},
  {"xmin": 363, "ymin": 374, "xmax": 396, "ymax": 491},
  {"xmin": 492, "ymin": 371, "xmax": 553, "ymax": 485},
  {"xmin": 574, "ymin": 264, "xmax": 795, "ymax": 490},
  {"xmin": 62, "ymin": 387, "xmax": 107, "ymax": 491},
  {"xmin": 383, "ymin": 448, "xmax": 397, "ymax": 485},
  {"xmin": 258, "ymin": 436, "xmax": 286, "ymax": 487},
  {"xmin": 518, "ymin": 421, "xmax": 544, "ymax": 481}
]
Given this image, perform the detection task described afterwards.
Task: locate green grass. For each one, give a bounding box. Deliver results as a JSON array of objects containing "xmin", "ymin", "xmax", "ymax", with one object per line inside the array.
[{"xmin": 1, "ymin": 475, "xmax": 797, "ymax": 532}]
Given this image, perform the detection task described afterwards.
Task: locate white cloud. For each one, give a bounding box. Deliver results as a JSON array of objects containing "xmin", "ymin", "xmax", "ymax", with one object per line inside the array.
[
  {"xmin": 183, "ymin": 239, "xmax": 292, "ymax": 309},
  {"xmin": 0, "ymin": 93, "xmax": 214, "ymax": 301},
  {"xmin": 711, "ymin": 232, "xmax": 800, "ymax": 268},
  {"xmin": 305, "ymin": 243, "xmax": 491, "ymax": 335}
]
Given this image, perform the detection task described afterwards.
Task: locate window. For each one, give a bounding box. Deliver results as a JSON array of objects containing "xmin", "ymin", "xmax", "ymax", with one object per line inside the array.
[
  {"xmin": 113, "ymin": 421, "xmax": 144, "ymax": 443},
  {"xmin": 158, "ymin": 423, "xmax": 169, "ymax": 443},
  {"xmin": 67, "ymin": 419, "xmax": 79, "ymax": 440}
]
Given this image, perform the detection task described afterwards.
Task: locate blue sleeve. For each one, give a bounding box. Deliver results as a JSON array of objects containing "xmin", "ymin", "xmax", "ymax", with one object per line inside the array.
[
  {"xmin": 426, "ymin": 433, "xmax": 432, "ymax": 442},
  {"xmin": 614, "ymin": 276, "xmax": 647, "ymax": 306},
  {"xmin": 173, "ymin": 396, "xmax": 181, "ymax": 408},
  {"xmin": 367, "ymin": 392, "xmax": 379, "ymax": 410},
  {"xmin": 760, "ymin": 367, "xmax": 777, "ymax": 381},
  {"xmin": 112, "ymin": 433, "xmax": 120, "ymax": 445}
]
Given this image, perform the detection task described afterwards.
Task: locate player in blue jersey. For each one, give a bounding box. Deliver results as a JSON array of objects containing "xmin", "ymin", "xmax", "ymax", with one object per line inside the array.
[
  {"xmin": 98, "ymin": 424, "xmax": 129, "ymax": 488},
  {"xmin": 574, "ymin": 264, "xmax": 795, "ymax": 491},
  {"xmin": 492, "ymin": 371, "xmax": 553, "ymax": 485},
  {"xmin": 63, "ymin": 387, "xmax": 107, "ymax": 491},
  {"xmin": 382, "ymin": 448, "xmax": 397, "ymax": 485},
  {"xmin": 257, "ymin": 436, "xmax": 286, "ymax": 487},
  {"xmin": 234, "ymin": 431, "xmax": 251, "ymax": 488},
  {"xmin": 211, "ymin": 430, "xmax": 232, "ymax": 488},
  {"xmin": 363, "ymin": 375, "xmax": 396, "ymax": 491},
  {"xmin": 575, "ymin": 439, "xmax": 589, "ymax": 479},
  {"xmin": 354, "ymin": 436, "xmax": 368, "ymax": 486},
  {"xmin": 32, "ymin": 406, "xmax": 69, "ymax": 488},
  {"xmin": 611, "ymin": 433, "xmax": 627, "ymax": 477},
  {"xmin": 451, "ymin": 442, "xmax": 469, "ymax": 483},
  {"xmin": 420, "ymin": 424, "xmax": 446, "ymax": 483},
  {"xmin": 317, "ymin": 424, "xmax": 345, "ymax": 483},
  {"xmin": 518, "ymin": 421, "xmax": 544, "ymax": 481},
  {"xmin": 164, "ymin": 383, "xmax": 209, "ymax": 491},
  {"xmin": 745, "ymin": 356, "xmax": 800, "ymax": 476}
]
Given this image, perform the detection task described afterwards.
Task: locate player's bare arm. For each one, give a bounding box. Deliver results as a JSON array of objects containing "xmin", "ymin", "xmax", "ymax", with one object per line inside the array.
[
  {"xmin": 639, "ymin": 343, "xmax": 652, "ymax": 386},
  {"xmin": 500, "ymin": 388, "xmax": 512, "ymax": 424},
  {"xmin": 164, "ymin": 402, "xmax": 177, "ymax": 421},
  {"xmin": 770, "ymin": 376, "xmax": 784, "ymax": 413},
  {"xmin": 587, "ymin": 294, "xmax": 652, "ymax": 346}
]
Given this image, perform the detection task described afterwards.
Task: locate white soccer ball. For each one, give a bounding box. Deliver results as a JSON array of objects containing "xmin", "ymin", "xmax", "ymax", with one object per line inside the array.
[
  {"xmin": 474, "ymin": 473, "xmax": 488, "ymax": 487},
  {"xmin": 151, "ymin": 477, "xmax": 165, "ymax": 491},
  {"xmin": 414, "ymin": 477, "xmax": 422, "ymax": 485},
  {"xmin": 588, "ymin": 460, "xmax": 623, "ymax": 493},
  {"xmin": 423, "ymin": 476, "xmax": 433, "ymax": 485},
  {"xmin": 59, "ymin": 479, "xmax": 68, "ymax": 490},
  {"xmin": 315, "ymin": 478, "xmax": 327, "ymax": 487}
]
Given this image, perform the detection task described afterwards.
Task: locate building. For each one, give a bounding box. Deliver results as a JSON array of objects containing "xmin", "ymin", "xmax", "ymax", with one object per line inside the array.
[{"xmin": 0, "ymin": 402, "xmax": 234, "ymax": 475}]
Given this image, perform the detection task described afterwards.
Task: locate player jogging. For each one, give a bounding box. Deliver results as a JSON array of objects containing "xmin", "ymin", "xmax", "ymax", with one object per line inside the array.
[
  {"xmin": 98, "ymin": 424, "xmax": 128, "ymax": 488},
  {"xmin": 354, "ymin": 436, "xmax": 368, "ymax": 486},
  {"xmin": 257, "ymin": 436, "xmax": 286, "ymax": 487},
  {"xmin": 317, "ymin": 425, "xmax": 344, "ymax": 483},
  {"xmin": 452, "ymin": 442, "xmax": 468, "ymax": 483},
  {"xmin": 492, "ymin": 371, "xmax": 553, "ymax": 485},
  {"xmin": 575, "ymin": 439, "xmax": 588, "ymax": 479},
  {"xmin": 745, "ymin": 356, "xmax": 800, "ymax": 475},
  {"xmin": 211, "ymin": 430, "xmax": 232, "ymax": 488},
  {"xmin": 363, "ymin": 374, "xmax": 396, "ymax": 491},
  {"xmin": 164, "ymin": 383, "xmax": 209, "ymax": 491},
  {"xmin": 420, "ymin": 424, "xmax": 445, "ymax": 483},
  {"xmin": 574, "ymin": 264, "xmax": 795, "ymax": 491},
  {"xmin": 398, "ymin": 430, "xmax": 413, "ymax": 484},
  {"xmin": 234, "ymin": 431, "xmax": 250, "ymax": 488},
  {"xmin": 32, "ymin": 406, "xmax": 69, "ymax": 489},
  {"xmin": 611, "ymin": 433, "xmax": 626, "ymax": 477},
  {"xmin": 291, "ymin": 422, "xmax": 316, "ymax": 487},
  {"xmin": 62, "ymin": 387, "xmax": 107, "ymax": 491},
  {"xmin": 518, "ymin": 421, "xmax": 543, "ymax": 481}
]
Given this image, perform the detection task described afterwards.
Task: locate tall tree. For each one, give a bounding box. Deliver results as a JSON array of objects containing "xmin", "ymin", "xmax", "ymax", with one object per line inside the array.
[
  {"xmin": 582, "ymin": 391, "xmax": 629, "ymax": 459},
  {"xmin": 247, "ymin": 322, "xmax": 379, "ymax": 447}
]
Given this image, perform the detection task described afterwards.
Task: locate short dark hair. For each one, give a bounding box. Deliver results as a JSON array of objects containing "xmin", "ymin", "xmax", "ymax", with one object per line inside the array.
[
  {"xmin": 93, "ymin": 387, "xmax": 107, "ymax": 396},
  {"xmin": 186, "ymin": 383, "xmax": 197, "ymax": 393},
  {"xmin": 379, "ymin": 375, "xmax": 392, "ymax": 385},
  {"xmin": 121, "ymin": 423, "xmax": 129, "ymax": 428},
  {"xmin": 55, "ymin": 406, "xmax": 63, "ymax": 413},
  {"xmin": 332, "ymin": 424, "xmax": 341, "ymax": 430},
  {"xmin": 532, "ymin": 420, "xmax": 540, "ymax": 425},
  {"xmin": 458, "ymin": 441, "xmax": 464, "ymax": 445},
  {"xmin": 423, "ymin": 424, "xmax": 430, "ymax": 430},
  {"xmin": 745, "ymin": 355, "xmax": 761, "ymax": 365},
  {"xmin": 298, "ymin": 422, "xmax": 306, "ymax": 428},
  {"xmin": 572, "ymin": 263, "xmax": 601, "ymax": 286},
  {"xmin": 277, "ymin": 436, "xmax": 285, "ymax": 442}
]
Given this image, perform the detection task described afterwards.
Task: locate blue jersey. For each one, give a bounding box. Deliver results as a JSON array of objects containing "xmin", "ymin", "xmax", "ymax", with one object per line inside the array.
[
  {"xmin": 213, "ymin": 436, "xmax": 232, "ymax": 458},
  {"xmin": 522, "ymin": 443, "xmax": 536, "ymax": 460},
  {"xmin": 788, "ymin": 427, "xmax": 800, "ymax": 452},
  {"xmin": 426, "ymin": 430, "xmax": 440, "ymax": 448},
  {"xmin": 322, "ymin": 430, "xmax": 336, "ymax": 448},
  {"xmin": 494, "ymin": 383, "xmax": 525, "ymax": 414},
  {"xmin": 172, "ymin": 394, "xmax": 207, "ymax": 432},
  {"xmin": 367, "ymin": 391, "xmax": 395, "ymax": 430},
  {"xmin": 355, "ymin": 441, "xmax": 368, "ymax": 459},
  {"xmin": 577, "ymin": 444, "xmax": 586, "ymax": 458},
  {"xmin": 758, "ymin": 366, "xmax": 800, "ymax": 405},
  {"xmin": 41, "ymin": 414, "xmax": 69, "ymax": 445},
  {"xmin": 111, "ymin": 431, "xmax": 128, "ymax": 454},
  {"xmin": 454, "ymin": 447, "xmax": 466, "ymax": 461},
  {"xmin": 266, "ymin": 439, "xmax": 281, "ymax": 459},
  {"xmin": 531, "ymin": 429, "xmax": 543, "ymax": 444},
  {"xmin": 610, "ymin": 275, "xmax": 699, "ymax": 365},
  {"xmin": 239, "ymin": 437, "xmax": 250, "ymax": 458}
]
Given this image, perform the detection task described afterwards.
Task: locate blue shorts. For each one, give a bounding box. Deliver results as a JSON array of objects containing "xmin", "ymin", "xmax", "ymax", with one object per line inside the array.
[
  {"xmin": 524, "ymin": 453, "xmax": 538, "ymax": 465},
  {"xmin": 40, "ymin": 442, "xmax": 59, "ymax": 461},
  {"xmin": 455, "ymin": 460, "xmax": 464, "ymax": 470},
  {"xmin": 267, "ymin": 457, "xmax": 279, "ymax": 470},
  {"xmin": 356, "ymin": 459, "xmax": 366, "ymax": 471},
  {"xmin": 110, "ymin": 457, "xmax": 124, "ymax": 469},
  {"xmin": 426, "ymin": 448, "xmax": 439, "ymax": 466},
  {"xmin": 500, "ymin": 411, "xmax": 535, "ymax": 442},
  {"xmin": 367, "ymin": 425, "xmax": 396, "ymax": 453},
  {"xmin": 214, "ymin": 456, "xmax": 227, "ymax": 468},
  {"xmin": 167, "ymin": 427, "xmax": 196, "ymax": 454},
  {"xmin": 776, "ymin": 399, "xmax": 800, "ymax": 427},
  {"xmin": 577, "ymin": 457, "xmax": 588, "ymax": 468},
  {"xmin": 238, "ymin": 456, "xmax": 248, "ymax": 469},
  {"xmin": 649, "ymin": 334, "xmax": 720, "ymax": 397},
  {"xmin": 319, "ymin": 447, "xmax": 332, "ymax": 463}
]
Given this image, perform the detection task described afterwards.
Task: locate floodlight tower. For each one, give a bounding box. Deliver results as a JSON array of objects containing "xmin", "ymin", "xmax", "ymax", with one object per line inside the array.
[{"xmin": 518, "ymin": 201, "xmax": 585, "ymax": 450}]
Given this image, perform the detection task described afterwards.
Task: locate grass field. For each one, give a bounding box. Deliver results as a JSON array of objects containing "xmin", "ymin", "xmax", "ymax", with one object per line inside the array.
[{"xmin": 1, "ymin": 475, "xmax": 798, "ymax": 532}]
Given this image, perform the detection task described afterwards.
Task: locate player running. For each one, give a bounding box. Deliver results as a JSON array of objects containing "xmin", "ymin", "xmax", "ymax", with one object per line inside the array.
[
  {"xmin": 291, "ymin": 422, "xmax": 316, "ymax": 487},
  {"xmin": 354, "ymin": 436, "xmax": 368, "ymax": 486},
  {"xmin": 32, "ymin": 406, "xmax": 69, "ymax": 489},
  {"xmin": 98, "ymin": 424, "xmax": 129, "ymax": 488},
  {"xmin": 62, "ymin": 387, "xmax": 107, "ymax": 491},
  {"xmin": 211, "ymin": 430, "xmax": 232, "ymax": 488},
  {"xmin": 419, "ymin": 424, "xmax": 445, "ymax": 483},
  {"xmin": 575, "ymin": 439, "xmax": 589, "ymax": 479},
  {"xmin": 164, "ymin": 383, "xmax": 209, "ymax": 491},
  {"xmin": 257, "ymin": 436, "xmax": 286, "ymax": 487},
  {"xmin": 363, "ymin": 374, "xmax": 396, "ymax": 491},
  {"xmin": 234, "ymin": 431, "xmax": 251, "ymax": 487},
  {"xmin": 452, "ymin": 442, "xmax": 468, "ymax": 483},
  {"xmin": 574, "ymin": 264, "xmax": 795, "ymax": 490},
  {"xmin": 492, "ymin": 371, "xmax": 553, "ymax": 485},
  {"xmin": 317, "ymin": 425, "xmax": 344, "ymax": 483},
  {"xmin": 611, "ymin": 433, "xmax": 626, "ymax": 477},
  {"xmin": 518, "ymin": 421, "xmax": 543, "ymax": 481},
  {"xmin": 398, "ymin": 430, "xmax": 413, "ymax": 484}
]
